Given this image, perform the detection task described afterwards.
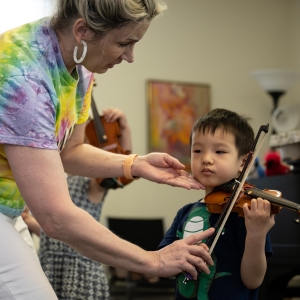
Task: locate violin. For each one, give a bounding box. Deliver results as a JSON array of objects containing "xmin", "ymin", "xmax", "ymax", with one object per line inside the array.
[
  {"xmin": 85, "ymin": 95, "xmax": 133, "ymax": 189},
  {"xmin": 205, "ymin": 179, "xmax": 300, "ymax": 223}
]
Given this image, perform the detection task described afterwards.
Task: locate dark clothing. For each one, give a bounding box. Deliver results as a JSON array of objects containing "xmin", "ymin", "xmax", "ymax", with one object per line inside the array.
[{"xmin": 159, "ymin": 201, "xmax": 272, "ymax": 300}]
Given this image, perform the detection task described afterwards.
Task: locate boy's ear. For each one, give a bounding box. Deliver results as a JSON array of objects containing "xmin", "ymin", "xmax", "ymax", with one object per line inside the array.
[{"xmin": 239, "ymin": 154, "xmax": 249, "ymax": 172}]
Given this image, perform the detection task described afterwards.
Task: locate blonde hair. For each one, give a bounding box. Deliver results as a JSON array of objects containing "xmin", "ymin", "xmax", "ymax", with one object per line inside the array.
[{"xmin": 51, "ymin": 0, "xmax": 167, "ymax": 36}]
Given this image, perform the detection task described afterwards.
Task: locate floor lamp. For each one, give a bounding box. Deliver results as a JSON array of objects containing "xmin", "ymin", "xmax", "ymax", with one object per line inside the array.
[
  {"xmin": 251, "ymin": 69, "xmax": 300, "ymax": 112},
  {"xmin": 250, "ymin": 69, "xmax": 300, "ymax": 133}
]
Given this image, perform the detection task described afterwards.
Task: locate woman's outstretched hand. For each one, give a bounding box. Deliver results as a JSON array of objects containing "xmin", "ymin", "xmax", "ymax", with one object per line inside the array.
[
  {"xmin": 131, "ymin": 153, "xmax": 205, "ymax": 190},
  {"xmin": 150, "ymin": 228, "xmax": 215, "ymax": 279}
]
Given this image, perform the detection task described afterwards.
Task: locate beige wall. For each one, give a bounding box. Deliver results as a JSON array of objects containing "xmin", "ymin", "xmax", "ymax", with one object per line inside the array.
[
  {"xmin": 291, "ymin": 0, "xmax": 300, "ymax": 100},
  {"xmin": 93, "ymin": 0, "xmax": 300, "ymax": 231}
]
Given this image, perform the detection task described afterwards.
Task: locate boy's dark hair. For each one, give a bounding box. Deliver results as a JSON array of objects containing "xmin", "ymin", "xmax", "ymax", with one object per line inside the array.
[{"xmin": 190, "ymin": 108, "xmax": 254, "ymax": 157}]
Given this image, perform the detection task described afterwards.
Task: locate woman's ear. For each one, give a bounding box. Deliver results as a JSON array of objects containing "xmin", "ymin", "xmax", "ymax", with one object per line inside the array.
[{"xmin": 73, "ymin": 18, "xmax": 94, "ymax": 43}]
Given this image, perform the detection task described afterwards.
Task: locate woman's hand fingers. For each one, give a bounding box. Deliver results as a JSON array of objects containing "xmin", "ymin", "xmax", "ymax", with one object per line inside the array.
[
  {"xmin": 185, "ymin": 228, "xmax": 214, "ymax": 267},
  {"xmin": 132, "ymin": 153, "xmax": 206, "ymax": 190},
  {"xmin": 196, "ymin": 241, "xmax": 209, "ymax": 252},
  {"xmin": 179, "ymin": 170, "xmax": 206, "ymax": 190},
  {"xmin": 153, "ymin": 228, "xmax": 214, "ymax": 279}
]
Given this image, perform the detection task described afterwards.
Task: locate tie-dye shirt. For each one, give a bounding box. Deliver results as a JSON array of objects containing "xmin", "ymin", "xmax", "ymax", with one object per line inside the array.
[{"xmin": 0, "ymin": 17, "xmax": 94, "ymax": 217}]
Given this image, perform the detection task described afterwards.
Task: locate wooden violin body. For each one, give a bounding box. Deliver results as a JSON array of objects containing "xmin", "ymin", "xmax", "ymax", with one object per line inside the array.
[
  {"xmin": 205, "ymin": 180, "xmax": 300, "ymax": 222},
  {"xmin": 86, "ymin": 115, "xmax": 123, "ymax": 153},
  {"xmin": 85, "ymin": 96, "xmax": 133, "ymax": 189}
]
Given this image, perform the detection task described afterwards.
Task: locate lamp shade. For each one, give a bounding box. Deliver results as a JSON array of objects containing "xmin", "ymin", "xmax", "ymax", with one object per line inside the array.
[{"xmin": 250, "ymin": 69, "xmax": 300, "ymax": 92}]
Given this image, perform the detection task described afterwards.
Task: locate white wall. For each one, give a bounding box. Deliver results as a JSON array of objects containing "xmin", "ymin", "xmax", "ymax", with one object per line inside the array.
[
  {"xmin": 94, "ymin": 0, "xmax": 300, "ymax": 232},
  {"xmin": 0, "ymin": 0, "xmax": 56, "ymax": 33}
]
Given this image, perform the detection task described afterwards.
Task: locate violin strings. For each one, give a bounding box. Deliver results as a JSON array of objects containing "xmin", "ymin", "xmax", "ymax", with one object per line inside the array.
[{"xmin": 247, "ymin": 187, "xmax": 300, "ymax": 210}]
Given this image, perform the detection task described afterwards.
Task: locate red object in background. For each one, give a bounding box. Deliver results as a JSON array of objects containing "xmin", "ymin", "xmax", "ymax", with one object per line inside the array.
[{"xmin": 264, "ymin": 151, "xmax": 290, "ymax": 176}]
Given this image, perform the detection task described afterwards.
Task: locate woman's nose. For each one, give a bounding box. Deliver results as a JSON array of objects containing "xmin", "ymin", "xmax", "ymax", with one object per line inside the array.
[{"xmin": 121, "ymin": 48, "xmax": 134, "ymax": 63}]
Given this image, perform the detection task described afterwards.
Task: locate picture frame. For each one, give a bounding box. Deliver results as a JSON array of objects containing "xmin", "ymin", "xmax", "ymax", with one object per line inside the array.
[{"xmin": 147, "ymin": 80, "xmax": 210, "ymax": 171}]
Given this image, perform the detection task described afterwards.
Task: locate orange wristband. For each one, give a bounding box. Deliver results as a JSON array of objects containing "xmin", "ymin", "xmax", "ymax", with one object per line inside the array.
[{"xmin": 122, "ymin": 154, "xmax": 140, "ymax": 180}]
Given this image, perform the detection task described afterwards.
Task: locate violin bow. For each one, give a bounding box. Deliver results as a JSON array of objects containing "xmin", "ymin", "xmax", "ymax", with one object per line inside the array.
[{"xmin": 183, "ymin": 124, "xmax": 269, "ymax": 284}]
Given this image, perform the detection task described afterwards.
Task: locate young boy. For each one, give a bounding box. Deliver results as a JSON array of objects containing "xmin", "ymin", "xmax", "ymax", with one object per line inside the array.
[{"xmin": 159, "ymin": 108, "xmax": 275, "ymax": 300}]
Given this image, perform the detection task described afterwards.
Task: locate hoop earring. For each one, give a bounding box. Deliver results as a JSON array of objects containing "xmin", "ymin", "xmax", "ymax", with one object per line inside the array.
[{"xmin": 73, "ymin": 40, "xmax": 87, "ymax": 64}]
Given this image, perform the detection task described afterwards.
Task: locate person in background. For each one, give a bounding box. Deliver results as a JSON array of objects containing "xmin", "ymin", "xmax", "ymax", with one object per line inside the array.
[
  {"xmin": 159, "ymin": 108, "xmax": 275, "ymax": 300},
  {"xmin": 0, "ymin": 1, "xmax": 215, "ymax": 298}
]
